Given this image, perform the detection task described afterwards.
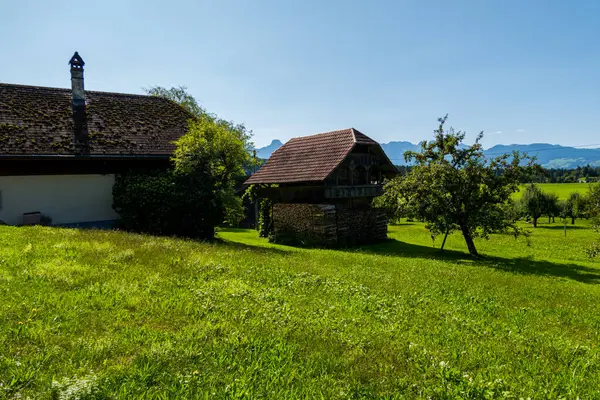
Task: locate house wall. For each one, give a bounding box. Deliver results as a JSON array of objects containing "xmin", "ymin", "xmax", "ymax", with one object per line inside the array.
[{"xmin": 0, "ymin": 174, "xmax": 119, "ymax": 225}]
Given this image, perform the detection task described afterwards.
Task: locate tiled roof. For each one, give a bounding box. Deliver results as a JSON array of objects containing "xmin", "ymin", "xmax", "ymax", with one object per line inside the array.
[
  {"xmin": 245, "ymin": 128, "xmax": 385, "ymax": 184},
  {"xmin": 0, "ymin": 83, "xmax": 193, "ymax": 156}
]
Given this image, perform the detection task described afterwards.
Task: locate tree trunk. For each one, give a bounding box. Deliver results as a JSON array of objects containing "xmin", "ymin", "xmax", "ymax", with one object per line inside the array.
[
  {"xmin": 440, "ymin": 230, "xmax": 449, "ymax": 251},
  {"xmin": 459, "ymin": 224, "xmax": 479, "ymax": 257},
  {"xmin": 533, "ymin": 217, "xmax": 538, "ymax": 228},
  {"xmin": 571, "ymin": 217, "xmax": 575, "ymax": 225},
  {"xmin": 548, "ymin": 215, "xmax": 551, "ymax": 223}
]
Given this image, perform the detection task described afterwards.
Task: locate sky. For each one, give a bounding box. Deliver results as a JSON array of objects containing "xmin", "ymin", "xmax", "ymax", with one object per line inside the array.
[{"xmin": 1, "ymin": 0, "xmax": 599, "ymax": 149}]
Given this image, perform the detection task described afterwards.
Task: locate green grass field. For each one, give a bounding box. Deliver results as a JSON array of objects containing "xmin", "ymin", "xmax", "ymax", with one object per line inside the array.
[
  {"xmin": 514, "ymin": 182, "xmax": 591, "ymax": 200},
  {"xmin": 1, "ymin": 221, "xmax": 599, "ymax": 398}
]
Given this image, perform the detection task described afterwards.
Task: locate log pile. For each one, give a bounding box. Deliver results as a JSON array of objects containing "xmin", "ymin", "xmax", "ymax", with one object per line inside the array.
[
  {"xmin": 271, "ymin": 203, "xmax": 387, "ymax": 246},
  {"xmin": 336, "ymin": 205, "xmax": 387, "ymax": 246},
  {"xmin": 271, "ymin": 203, "xmax": 337, "ymax": 246}
]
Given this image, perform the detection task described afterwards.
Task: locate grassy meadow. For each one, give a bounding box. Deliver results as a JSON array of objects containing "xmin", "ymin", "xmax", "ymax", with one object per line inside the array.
[
  {"xmin": 1, "ymin": 219, "xmax": 600, "ymax": 398},
  {"xmin": 514, "ymin": 182, "xmax": 591, "ymax": 200}
]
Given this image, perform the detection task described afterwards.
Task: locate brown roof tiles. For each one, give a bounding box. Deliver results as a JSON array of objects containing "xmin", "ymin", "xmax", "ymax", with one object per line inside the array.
[
  {"xmin": 0, "ymin": 83, "xmax": 193, "ymax": 156},
  {"xmin": 245, "ymin": 128, "xmax": 388, "ymax": 184}
]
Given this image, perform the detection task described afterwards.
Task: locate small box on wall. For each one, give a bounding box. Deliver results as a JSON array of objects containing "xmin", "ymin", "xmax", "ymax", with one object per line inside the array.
[{"xmin": 22, "ymin": 211, "xmax": 42, "ymax": 226}]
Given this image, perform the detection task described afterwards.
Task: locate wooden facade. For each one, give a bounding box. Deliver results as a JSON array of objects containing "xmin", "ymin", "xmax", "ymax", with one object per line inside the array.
[{"xmin": 245, "ymin": 129, "xmax": 396, "ymax": 246}]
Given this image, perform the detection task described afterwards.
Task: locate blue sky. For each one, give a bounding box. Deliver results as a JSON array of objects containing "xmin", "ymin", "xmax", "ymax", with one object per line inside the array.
[{"xmin": 1, "ymin": 0, "xmax": 599, "ymax": 148}]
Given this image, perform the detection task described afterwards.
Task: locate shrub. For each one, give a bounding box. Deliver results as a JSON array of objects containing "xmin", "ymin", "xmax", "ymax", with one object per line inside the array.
[
  {"xmin": 258, "ymin": 199, "xmax": 273, "ymax": 238},
  {"xmin": 112, "ymin": 169, "xmax": 220, "ymax": 239}
]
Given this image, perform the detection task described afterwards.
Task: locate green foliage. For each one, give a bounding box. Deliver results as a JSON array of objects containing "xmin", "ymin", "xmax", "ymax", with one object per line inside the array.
[
  {"xmin": 141, "ymin": 86, "xmax": 254, "ymax": 228},
  {"xmin": 1, "ymin": 221, "xmax": 600, "ymax": 398},
  {"xmin": 520, "ymin": 184, "xmax": 561, "ymax": 227},
  {"xmin": 144, "ymin": 85, "xmax": 205, "ymax": 117},
  {"xmin": 113, "ymin": 169, "xmax": 219, "ymax": 238},
  {"xmin": 382, "ymin": 115, "xmax": 536, "ymax": 256},
  {"xmin": 586, "ymin": 182, "xmax": 600, "ymax": 257},
  {"xmin": 520, "ymin": 184, "xmax": 544, "ymax": 227},
  {"xmin": 242, "ymin": 184, "xmax": 279, "ymax": 237},
  {"xmin": 562, "ymin": 192, "xmax": 586, "ymax": 224},
  {"xmin": 374, "ymin": 176, "xmax": 408, "ymax": 223},
  {"xmin": 258, "ymin": 199, "xmax": 273, "ymax": 238},
  {"xmin": 172, "ymin": 115, "xmax": 253, "ymax": 227}
]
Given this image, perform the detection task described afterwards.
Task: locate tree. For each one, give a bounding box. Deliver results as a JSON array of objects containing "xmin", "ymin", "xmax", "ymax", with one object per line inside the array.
[
  {"xmin": 147, "ymin": 86, "xmax": 255, "ymax": 226},
  {"xmin": 382, "ymin": 115, "xmax": 536, "ymax": 257},
  {"xmin": 144, "ymin": 85, "xmax": 205, "ymax": 117},
  {"xmin": 113, "ymin": 86, "xmax": 254, "ymax": 237},
  {"xmin": 520, "ymin": 184, "xmax": 545, "ymax": 228},
  {"xmin": 587, "ymin": 182, "xmax": 600, "ymax": 258},
  {"xmin": 173, "ymin": 114, "xmax": 253, "ymax": 226},
  {"xmin": 543, "ymin": 192, "xmax": 560, "ymax": 224},
  {"xmin": 562, "ymin": 192, "xmax": 585, "ymax": 225}
]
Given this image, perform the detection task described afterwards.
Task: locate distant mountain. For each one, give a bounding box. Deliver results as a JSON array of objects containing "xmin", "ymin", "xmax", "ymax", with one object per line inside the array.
[
  {"xmin": 255, "ymin": 140, "xmax": 600, "ymax": 169},
  {"xmin": 379, "ymin": 141, "xmax": 420, "ymax": 164},
  {"xmin": 483, "ymin": 143, "xmax": 600, "ymax": 169},
  {"xmin": 255, "ymin": 140, "xmax": 283, "ymax": 159}
]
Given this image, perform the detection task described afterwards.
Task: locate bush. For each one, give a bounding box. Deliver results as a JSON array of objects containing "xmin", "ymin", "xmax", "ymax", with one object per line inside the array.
[
  {"xmin": 258, "ymin": 199, "xmax": 273, "ymax": 237},
  {"xmin": 112, "ymin": 169, "xmax": 220, "ymax": 239}
]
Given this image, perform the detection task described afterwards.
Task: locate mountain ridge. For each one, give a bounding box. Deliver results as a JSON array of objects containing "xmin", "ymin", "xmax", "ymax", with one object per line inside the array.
[{"xmin": 255, "ymin": 140, "xmax": 600, "ymax": 169}]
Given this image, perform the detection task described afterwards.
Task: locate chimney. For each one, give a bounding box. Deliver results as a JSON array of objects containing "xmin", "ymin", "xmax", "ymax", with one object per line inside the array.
[{"xmin": 68, "ymin": 51, "xmax": 85, "ymax": 107}]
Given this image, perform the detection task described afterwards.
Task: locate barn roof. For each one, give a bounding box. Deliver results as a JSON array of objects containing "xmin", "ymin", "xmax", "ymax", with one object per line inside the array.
[
  {"xmin": 245, "ymin": 128, "xmax": 394, "ymax": 185},
  {"xmin": 0, "ymin": 83, "xmax": 193, "ymax": 157}
]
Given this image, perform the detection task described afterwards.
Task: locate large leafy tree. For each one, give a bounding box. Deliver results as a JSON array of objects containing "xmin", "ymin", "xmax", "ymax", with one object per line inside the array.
[
  {"xmin": 383, "ymin": 115, "xmax": 536, "ymax": 257},
  {"xmin": 113, "ymin": 86, "xmax": 254, "ymax": 238},
  {"xmin": 173, "ymin": 114, "xmax": 253, "ymax": 225},
  {"xmin": 147, "ymin": 86, "xmax": 254, "ymax": 226}
]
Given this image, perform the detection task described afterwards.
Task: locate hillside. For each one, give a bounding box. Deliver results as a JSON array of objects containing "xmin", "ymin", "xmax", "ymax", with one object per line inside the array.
[
  {"xmin": 1, "ymin": 223, "xmax": 600, "ymax": 398},
  {"xmin": 256, "ymin": 140, "xmax": 600, "ymax": 168}
]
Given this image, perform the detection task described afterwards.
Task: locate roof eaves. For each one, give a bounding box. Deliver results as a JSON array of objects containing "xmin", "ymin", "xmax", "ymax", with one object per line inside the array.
[{"xmin": 0, "ymin": 154, "xmax": 171, "ymax": 160}]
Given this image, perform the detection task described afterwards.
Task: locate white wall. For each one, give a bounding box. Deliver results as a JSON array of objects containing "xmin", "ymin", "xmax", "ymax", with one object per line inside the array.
[{"xmin": 0, "ymin": 174, "xmax": 120, "ymax": 225}]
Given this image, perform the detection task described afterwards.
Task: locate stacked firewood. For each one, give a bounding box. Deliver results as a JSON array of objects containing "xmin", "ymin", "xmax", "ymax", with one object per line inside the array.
[
  {"xmin": 272, "ymin": 203, "xmax": 337, "ymax": 245},
  {"xmin": 336, "ymin": 206, "xmax": 387, "ymax": 245},
  {"xmin": 272, "ymin": 203, "xmax": 388, "ymax": 246}
]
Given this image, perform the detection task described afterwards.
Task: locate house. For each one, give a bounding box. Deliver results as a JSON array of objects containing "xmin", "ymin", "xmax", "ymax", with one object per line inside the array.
[
  {"xmin": 0, "ymin": 52, "xmax": 192, "ymax": 226},
  {"xmin": 245, "ymin": 129, "xmax": 397, "ymax": 246}
]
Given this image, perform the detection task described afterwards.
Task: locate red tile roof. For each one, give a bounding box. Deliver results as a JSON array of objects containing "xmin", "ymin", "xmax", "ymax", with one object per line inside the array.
[
  {"xmin": 0, "ymin": 83, "xmax": 193, "ymax": 156},
  {"xmin": 245, "ymin": 128, "xmax": 390, "ymax": 184}
]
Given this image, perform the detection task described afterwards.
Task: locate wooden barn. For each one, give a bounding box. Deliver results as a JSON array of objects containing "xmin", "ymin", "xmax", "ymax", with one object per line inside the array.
[{"xmin": 245, "ymin": 129, "xmax": 397, "ymax": 246}]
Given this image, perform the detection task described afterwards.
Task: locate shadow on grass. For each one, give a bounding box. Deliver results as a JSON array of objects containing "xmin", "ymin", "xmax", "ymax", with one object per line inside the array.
[
  {"xmin": 219, "ymin": 229, "xmax": 600, "ymax": 284},
  {"xmin": 347, "ymin": 239, "xmax": 600, "ymax": 284},
  {"xmin": 217, "ymin": 236, "xmax": 292, "ymax": 257},
  {"xmin": 533, "ymin": 225, "xmax": 587, "ymax": 230}
]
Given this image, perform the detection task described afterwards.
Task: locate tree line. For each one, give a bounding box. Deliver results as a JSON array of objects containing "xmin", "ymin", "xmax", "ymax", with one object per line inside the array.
[
  {"xmin": 395, "ymin": 165, "xmax": 600, "ymax": 184},
  {"xmin": 519, "ymin": 185, "xmax": 592, "ymax": 227},
  {"xmin": 532, "ymin": 166, "xmax": 600, "ymax": 183}
]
